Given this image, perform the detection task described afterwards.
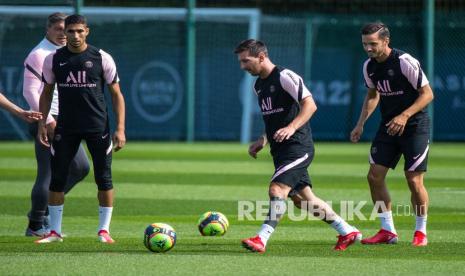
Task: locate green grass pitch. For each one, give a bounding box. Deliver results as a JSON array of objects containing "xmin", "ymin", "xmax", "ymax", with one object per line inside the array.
[{"xmin": 1, "ymin": 142, "xmax": 464, "ymax": 275}]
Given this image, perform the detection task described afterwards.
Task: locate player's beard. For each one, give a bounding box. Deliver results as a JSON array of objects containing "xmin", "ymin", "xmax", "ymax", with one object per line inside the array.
[
  {"xmin": 69, "ymin": 40, "xmax": 81, "ymax": 49},
  {"xmin": 249, "ymin": 71, "xmax": 259, "ymax": 76},
  {"xmin": 367, "ymin": 50, "xmax": 381, "ymax": 59}
]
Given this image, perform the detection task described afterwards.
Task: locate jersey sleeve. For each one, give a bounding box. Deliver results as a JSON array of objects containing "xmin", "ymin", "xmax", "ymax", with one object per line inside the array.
[
  {"xmin": 23, "ymin": 52, "xmax": 44, "ymax": 112},
  {"xmin": 279, "ymin": 69, "xmax": 311, "ymax": 102},
  {"xmin": 363, "ymin": 59, "xmax": 375, "ymax": 89},
  {"xmin": 399, "ymin": 53, "xmax": 429, "ymax": 89},
  {"xmin": 25, "ymin": 51, "xmax": 55, "ymax": 123},
  {"xmin": 99, "ymin": 49, "xmax": 120, "ymax": 84},
  {"xmin": 41, "ymin": 53, "xmax": 55, "ymax": 85}
]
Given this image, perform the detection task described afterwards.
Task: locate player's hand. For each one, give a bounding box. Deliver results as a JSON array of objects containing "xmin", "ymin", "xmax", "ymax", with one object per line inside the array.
[
  {"xmin": 37, "ymin": 121, "xmax": 50, "ymax": 147},
  {"xmin": 386, "ymin": 113, "xmax": 409, "ymax": 136},
  {"xmin": 350, "ymin": 125, "xmax": 363, "ymax": 143},
  {"xmin": 46, "ymin": 120, "xmax": 56, "ymax": 141},
  {"xmin": 248, "ymin": 137, "xmax": 266, "ymax": 159},
  {"xmin": 112, "ymin": 129, "xmax": 126, "ymax": 152},
  {"xmin": 273, "ymin": 125, "xmax": 296, "ymax": 143},
  {"xmin": 19, "ymin": 110, "xmax": 42, "ymax": 123}
]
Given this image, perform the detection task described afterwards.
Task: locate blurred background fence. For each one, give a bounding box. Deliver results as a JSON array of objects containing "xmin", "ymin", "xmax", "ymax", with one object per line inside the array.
[{"xmin": 0, "ymin": 1, "xmax": 464, "ymax": 142}]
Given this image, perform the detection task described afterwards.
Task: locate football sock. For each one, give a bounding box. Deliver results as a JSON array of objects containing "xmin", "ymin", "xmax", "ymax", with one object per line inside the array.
[
  {"xmin": 415, "ymin": 215, "xmax": 427, "ymax": 234},
  {"xmin": 48, "ymin": 204, "xmax": 64, "ymax": 235},
  {"xmin": 257, "ymin": 224, "xmax": 275, "ymax": 246},
  {"xmin": 330, "ymin": 216, "xmax": 355, "ymax": 236},
  {"xmin": 379, "ymin": 211, "xmax": 396, "ymax": 234},
  {"xmin": 263, "ymin": 197, "xmax": 286, "ymax": 228},
  {"xmin": 98, "ymin": 206, "xmax": 113, "ymax": 232}
]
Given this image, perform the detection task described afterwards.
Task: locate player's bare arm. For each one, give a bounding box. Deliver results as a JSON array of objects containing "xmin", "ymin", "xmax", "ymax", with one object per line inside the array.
[
  {"xmin": 386, "ymin": 84, "xmax": 434, "ymax": 136},
  {"xmin": 273, "ymin": 96, "xmax": 316, "ymax": 143},
  {"xmin": 37, "ymin": 83, "xmax": 55, "ymax": 147},
  {"xmin": 0, "ymin": 93, "xmax": 42, "ymax": 122},
  {"xmin": 109, "ymin": 82, "xmax": 126, "ymax": 152},
  {"xmin": 350, "ymin": 88, "xmax": 379, "ymax": 143},
  {"xmin": 248, "ymin": 134, "xmax": 267, "ymax": 159}
]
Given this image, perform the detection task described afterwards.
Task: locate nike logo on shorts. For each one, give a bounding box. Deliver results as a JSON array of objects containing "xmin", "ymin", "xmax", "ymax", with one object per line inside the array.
[
  {"xmin": 102, "ymin": 133, "xmax": 109, "ymax": 139},
  {"xmin": 413, "ymin": 153, "xmax": 421, "ymax": 160}
]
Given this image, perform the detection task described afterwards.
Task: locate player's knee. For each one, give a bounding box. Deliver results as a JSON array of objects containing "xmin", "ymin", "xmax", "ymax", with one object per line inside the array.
[
  {"xmin": 95, "ymin": 170, "xmax": 112, "ymax": 190},
  {"xmin": 406, "ymin": 176, "xmax": 425, "ymax": 193},
  {"xmin": 49, "ymin": 180, "xmax": 66, "ymax": 193},
  {"xmin": 268, "ymin": 184, "xmax": 287, "ymax": 198},
  {"xmin": 367, "ymin": 171, "xmax": 383, "ymax": 186},
  {"xmin": 96, "ymin": 181, "xmax": 113, "ymax": 191},
  {"xmin": 290, "ymin": 195, "xmax": 303, "ymax": 209}
]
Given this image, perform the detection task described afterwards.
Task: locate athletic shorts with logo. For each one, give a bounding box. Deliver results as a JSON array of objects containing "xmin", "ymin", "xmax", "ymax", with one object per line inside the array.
[
  {"xmin": 370, "ymin": 125, "xmax": 430, "ymax": 171},
  {"xmin": 50, "ymin": 124, "xmax": 113, "ymax": 192},
  {"xmin": 271, "ymin": 144, "xmax": 314, "ymax": 196}
]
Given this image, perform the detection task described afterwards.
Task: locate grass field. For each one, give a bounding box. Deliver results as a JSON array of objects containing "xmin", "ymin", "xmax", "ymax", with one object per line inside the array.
[{"xmin": 1, "ymin": 142, "xmax": 464, "ymax": 275}]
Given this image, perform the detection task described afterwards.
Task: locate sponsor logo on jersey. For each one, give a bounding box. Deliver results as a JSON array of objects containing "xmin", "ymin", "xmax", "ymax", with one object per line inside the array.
[
  {"xmin": 270, "ymin": 85, "xmax": 275, "ymax": 93},
  {"xmin": 260, "ymin": 96, "xmax": 284, "ymax": 115},
  {"xmin": 58, "ymin": 71, "xmax": 97, "ymax": 88},
  {"xmin": 376, "ymin": 80, "xmax": 404, "ymax": 96},
  {"xmin": 388, "ymin": 69, "xmax": 395, "ymax": 76},
  {"xmin": 261, "ymin": 97, "xmax": 272, "ymax": 111},
  {"xmin": 66, "ymin": 71, "xmax": 86, "ymax": 83},
  {"xmin": 84, "ymin": 61, "xmax": 93, "ymax": 68}
]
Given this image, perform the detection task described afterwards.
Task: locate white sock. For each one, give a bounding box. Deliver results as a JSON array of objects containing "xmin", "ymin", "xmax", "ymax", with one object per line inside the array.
[
  {"xmin": 98, "ymin": 206, "xmax": 113, "ymax": 233},
  {"xmin": 257, "ymin": 224, "xmax": 274, "ymax": 246},
  {"xmin": 48, "ymin": 205, "xmax": 64, "ymax": 235},
  {"xmin": 415, "ymin": 215, "xmax": 427, "ymax": 234},
  {"xmin": 330, "ymin": 216, "xmax": 355, "ymax": 236},
  {"xmin": 379, "ymin": 211, "xmax": 396, "ymax": 234}
]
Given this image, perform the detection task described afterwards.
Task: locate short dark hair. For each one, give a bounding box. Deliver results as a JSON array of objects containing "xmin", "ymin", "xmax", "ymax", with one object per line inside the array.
[
  {"xmin": 65, "ymin": 14, "xmax": 87, "ymax": 28},
  {"xmin": 234, "ymin": 39, "xmax": 268, "ymax": 57},
  {"xmin": 361, "ymin": 22, "xmax": 390, "ymax": 40},
  {"xmin": 47, "ymin": 12, "xmax": 66, "ymax": 28}
]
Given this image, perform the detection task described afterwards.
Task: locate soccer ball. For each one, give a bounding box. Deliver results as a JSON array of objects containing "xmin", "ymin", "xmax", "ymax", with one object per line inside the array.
[
  {"xmin": 197, "ymin": 211, "xmax": 229, "ymax": 236},
  {"xmin": 143, "ymin": 223, "xmax": 177, "ymax": 253}
]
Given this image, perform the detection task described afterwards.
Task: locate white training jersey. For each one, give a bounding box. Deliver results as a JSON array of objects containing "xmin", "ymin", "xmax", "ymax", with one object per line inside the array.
[{"xmin": 23, "ymin": 38, "xmax": 63, "ymax": 123}]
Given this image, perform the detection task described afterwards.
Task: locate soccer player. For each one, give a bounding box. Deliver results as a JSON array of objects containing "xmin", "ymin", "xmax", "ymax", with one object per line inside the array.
[
  {"xmin": 235, "ymin": 39, "xmax": 361, "ymax": 253},
  {"xmin": 35, "ymin": 14, "xmax": 126, "ymax": 243},
  {"xmin": 350, "ymin": 22, "xmax": 434, "ymax": 246},
  {"xmin": 0, "ymin": 92, "xmax": 42, "ymax": 122},
  {"xmin": 23, "ymin": 12, "xmax": 90, "ymax": 237}
]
